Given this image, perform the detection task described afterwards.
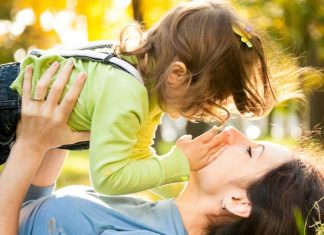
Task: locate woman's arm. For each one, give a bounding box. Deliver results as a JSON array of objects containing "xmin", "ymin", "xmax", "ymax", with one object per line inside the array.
[
  {"xmin": 0, "ymin": 61, "xmax": 88, "ymax": 235},
  {"xmin": 0, "ymin": 139, "xmax": 46, "ymax": 235}
]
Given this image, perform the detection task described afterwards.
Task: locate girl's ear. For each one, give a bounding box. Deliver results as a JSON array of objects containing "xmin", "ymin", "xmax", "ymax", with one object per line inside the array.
[
  {"xmin": 222, "ymin": 189, "xmax": 251, "ymax": 218},
  {"xmin": 167, "ymin": 61, "xmax": 188, "ymax": 87}
]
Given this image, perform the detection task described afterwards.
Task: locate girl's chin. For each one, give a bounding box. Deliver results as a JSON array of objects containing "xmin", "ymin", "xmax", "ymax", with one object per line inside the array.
[{"xmin": 167, "ymin": 113, "xmax": 181, "ymax": 120}]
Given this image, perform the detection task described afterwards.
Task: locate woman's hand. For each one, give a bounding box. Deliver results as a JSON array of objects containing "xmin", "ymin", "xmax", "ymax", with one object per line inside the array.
[
  {"xmin": 0, "ymin": 60, "xmax": 88, "ymax": 235},
  {"xmin": 15, "ymin": 60, "xmax": 89, "ymax": 155}
]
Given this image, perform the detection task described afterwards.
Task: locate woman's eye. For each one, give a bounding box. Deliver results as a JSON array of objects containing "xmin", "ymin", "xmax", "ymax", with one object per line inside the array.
[
  {"xmin": 246, "ymin": 144, "xmax": 265, "ymax": 159},
  {"xmin": 246, "ymin": 146, "xmax": 252, "ymax": 158}
]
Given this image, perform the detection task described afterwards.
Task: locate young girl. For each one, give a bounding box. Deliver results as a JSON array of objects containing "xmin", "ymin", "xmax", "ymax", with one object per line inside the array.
[{"xmin": 0, "ymin": 1, "xmax": 276, "ymax": 196}]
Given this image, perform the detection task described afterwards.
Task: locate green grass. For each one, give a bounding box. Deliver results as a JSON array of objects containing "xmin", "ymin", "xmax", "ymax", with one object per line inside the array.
[
  {"xmin": 57, "ymin": 150, "xmax": 90, "ymax": 188},
  {"xmin": 259, "ymin": 136, "xmax": 298, "ymax": 147}
]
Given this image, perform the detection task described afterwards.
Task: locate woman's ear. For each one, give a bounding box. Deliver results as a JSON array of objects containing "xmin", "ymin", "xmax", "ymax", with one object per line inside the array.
[
  {"xmin": 167, "ymin": 61, "xmax": 187, "ymax": 87},
  {"xmin": 222, "ymin": 189, "xmax": 251, "ymax": 218}
]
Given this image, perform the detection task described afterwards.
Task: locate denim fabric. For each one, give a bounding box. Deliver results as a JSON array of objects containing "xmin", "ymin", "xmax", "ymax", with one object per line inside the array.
[
  {"xmin": 0, "ymin": 62, "xmax": 21, "ymax": 164},
  {"xmin": 0, "ymin": 62, "xmax": 89, "ymax": 165}
]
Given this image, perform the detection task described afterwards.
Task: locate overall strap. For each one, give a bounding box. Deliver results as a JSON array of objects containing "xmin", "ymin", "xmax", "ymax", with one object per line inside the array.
[
  {"xmin": 29, "ymin": 42, "xmax": 143, "ymax": 85},
  {"xmin": 63, "ymin": 40, "xmax": 116, "ymax": 50}
]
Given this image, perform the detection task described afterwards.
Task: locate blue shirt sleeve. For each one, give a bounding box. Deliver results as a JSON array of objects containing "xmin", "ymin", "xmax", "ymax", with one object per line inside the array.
[
  {"xmin": 23, "ymin": 184, "xmax": 55, "ymax": 203},
  {"xmin": 100, "ymin": 230, "xmax": 161, "ymax": 234},
  {"xmin": 19, "ymin": 186, "xmax": 188, "ymax": 235}
]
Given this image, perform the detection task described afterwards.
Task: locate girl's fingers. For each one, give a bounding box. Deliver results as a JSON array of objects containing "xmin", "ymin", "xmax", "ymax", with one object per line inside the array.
[
  {"xmin": 195, "ymin": 126, "xmax": 220, "ymax": 143},
  {"xmin": 207, "ymin": 144, "xmax": 226, "ymax": 163},
  {"xmin": 46, "ymin": 60, "xmax": 74, "ymax": 104},
  {"xmin": 59, "ymin": 73, "xmax": 86, "ymax": 123},
  {"xmin": 33, "ymin": 62, "xmax": 60, "ymax": 100},
  {"xmin": 177, "ymin": 134, "xmax": 193, "ymax": 143},
  {"xmin": 205, "ymin": 131, "xmax": 228, "ymax": 149},
  {"xmin": 22, "ymin": 66, "xmax": 33, "ymax": 105}
]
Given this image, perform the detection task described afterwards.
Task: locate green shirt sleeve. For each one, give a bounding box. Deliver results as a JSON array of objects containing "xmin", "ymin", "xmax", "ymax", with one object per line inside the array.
[
  {"xmin": 89, "ymin": 70, "xmax": 189, "ymax": 196},
  {"xmin": 149, "ymin": 183, "xmax": 187, "ymax": 199}
]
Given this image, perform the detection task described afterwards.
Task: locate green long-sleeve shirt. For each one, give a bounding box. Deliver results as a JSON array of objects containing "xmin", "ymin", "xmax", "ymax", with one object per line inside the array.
[{"xmin": 10, "ymin": 55, "xmax": 190, "ymax": 196}]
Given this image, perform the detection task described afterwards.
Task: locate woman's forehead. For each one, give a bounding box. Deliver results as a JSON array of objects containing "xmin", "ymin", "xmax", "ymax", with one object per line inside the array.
[{"xmin": 258, "ymin": 141, "xmax": 293, "ymax": 162}]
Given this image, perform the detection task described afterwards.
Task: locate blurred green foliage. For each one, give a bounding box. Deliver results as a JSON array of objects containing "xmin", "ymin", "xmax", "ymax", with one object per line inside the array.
[
  {"xmin": 0, "ymin": 0, "xmax": 323, "ymax": 188},
  {"xmin": 56, "ymin": 150, "xmax": 90, "ymax": 188},
  {"xmin": 233, "ymin": 0, "xmax": 324, "ymax": 67}
]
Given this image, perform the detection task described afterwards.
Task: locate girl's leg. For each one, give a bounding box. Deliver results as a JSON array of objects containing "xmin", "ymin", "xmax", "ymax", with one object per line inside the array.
[
  {"xmin": 0, "ymin": 62, "xmax": 89, "ymax": 156},
  {"xmin": 0, "ymin": 62, "xmax": 21, "ymax": 165}
]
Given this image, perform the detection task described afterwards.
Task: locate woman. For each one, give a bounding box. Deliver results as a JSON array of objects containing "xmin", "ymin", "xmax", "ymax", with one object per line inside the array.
[{"xmin": 1, "ymin": 65, "xmax": 324, "ymax": 235}]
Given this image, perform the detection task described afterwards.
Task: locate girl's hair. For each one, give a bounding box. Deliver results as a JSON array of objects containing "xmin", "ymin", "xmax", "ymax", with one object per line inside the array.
[
  {"xmin": 117, "ymin": 1, "xmax": 293, "ymax": 122},
  {"xmin": 206, "ymin": 158, "xmax": 324, "ymax": 235}
]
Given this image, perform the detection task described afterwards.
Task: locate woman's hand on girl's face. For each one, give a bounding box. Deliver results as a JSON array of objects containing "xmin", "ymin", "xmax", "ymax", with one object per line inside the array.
[{"xmin": 15, "ymin": 61, "xmax": 90, "ymax": 154}]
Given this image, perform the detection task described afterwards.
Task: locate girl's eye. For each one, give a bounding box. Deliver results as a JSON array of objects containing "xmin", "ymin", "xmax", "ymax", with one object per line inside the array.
[{"xmin": 246, "ymin": 146, "xmax": 252, "ymax": 158}]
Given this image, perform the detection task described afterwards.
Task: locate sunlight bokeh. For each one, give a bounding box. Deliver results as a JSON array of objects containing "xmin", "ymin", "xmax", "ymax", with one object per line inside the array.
[{"xmin": 0, "ymin": 0, "xmax": 323, "ymax": 189}]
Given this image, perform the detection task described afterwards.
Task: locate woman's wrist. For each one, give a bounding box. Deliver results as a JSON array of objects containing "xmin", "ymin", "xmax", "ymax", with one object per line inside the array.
[{"xmin": 12, "ymin": 138, "xmax": 48, "ymax": 159}]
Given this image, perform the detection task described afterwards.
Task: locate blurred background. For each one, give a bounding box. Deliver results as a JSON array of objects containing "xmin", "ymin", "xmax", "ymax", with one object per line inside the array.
[{"xmin": 0, "ymin": 0, "xmax": 323, "ymax": 188}]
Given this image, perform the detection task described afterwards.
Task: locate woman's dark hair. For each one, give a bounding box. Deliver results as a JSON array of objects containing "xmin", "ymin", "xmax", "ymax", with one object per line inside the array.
[{"xmin": 207, "ymin": 159, "xmax": 324, "ymax": 235}]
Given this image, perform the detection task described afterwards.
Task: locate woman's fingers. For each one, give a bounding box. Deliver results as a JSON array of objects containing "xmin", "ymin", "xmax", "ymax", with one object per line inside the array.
[
  {"xmin": 16, "ymin": 61, "xmax": 87, "ymax": 152},
  {"xmin": 22, "ymin": 66, "xmax": 33, "ymax": 105},
  {"xmin": 59, "ymin": 73, "xmax": 86, "ymax": 123},
  {"xmin": 46, "ymin": 60, "xmax": 74, "ymax": 105},
  {"xmin": 33, "ymin": 62, "xmax": 60, "ymax": 100}
]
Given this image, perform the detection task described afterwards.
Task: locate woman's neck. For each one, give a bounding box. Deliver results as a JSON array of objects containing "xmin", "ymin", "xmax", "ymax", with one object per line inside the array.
[
  {"xmin": 175, "ymin": 178, "xmax": 224, "ymax": 235},
  {"xmin": 175, "ymin": 175, "xmax": 228, "ymax": 235},
  {"xmin": 175, "ymin": 194, "xmax": 207, "ymax": 234}
]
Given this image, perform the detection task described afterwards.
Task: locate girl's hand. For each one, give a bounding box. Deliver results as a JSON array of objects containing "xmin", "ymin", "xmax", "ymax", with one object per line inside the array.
[
  {"xmin": 15, "ymin": 61, "xmax": 89, "ymax": 155},
  {"xmin": 176, "ymin": 128, "xmax": 228, "ymax": 171}
]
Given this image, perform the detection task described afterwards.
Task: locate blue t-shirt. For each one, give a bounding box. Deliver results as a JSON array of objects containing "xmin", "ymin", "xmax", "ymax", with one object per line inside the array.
[{"xmin": 19, "ymin": 185, "xmax": 188, "ymax": 235}]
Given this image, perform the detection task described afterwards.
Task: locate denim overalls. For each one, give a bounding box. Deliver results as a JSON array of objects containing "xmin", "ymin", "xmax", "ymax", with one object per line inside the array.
[{"xmin": 0, "ymin": 41, "xmax": 142, "ymax": 164}]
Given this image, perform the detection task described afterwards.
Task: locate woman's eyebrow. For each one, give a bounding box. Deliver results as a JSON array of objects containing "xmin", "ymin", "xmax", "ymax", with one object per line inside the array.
[{"xmin": 253, "ymin": 144, "xmax": 265, "ymax": 158}]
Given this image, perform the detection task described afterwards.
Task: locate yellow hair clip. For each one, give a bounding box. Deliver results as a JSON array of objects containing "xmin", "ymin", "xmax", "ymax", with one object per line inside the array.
[{"xmin": 232, "ymin": 23, "xmax": 253, "ymax": 48}]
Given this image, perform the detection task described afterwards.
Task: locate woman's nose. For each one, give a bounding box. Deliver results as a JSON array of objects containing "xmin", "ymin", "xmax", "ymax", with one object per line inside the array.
[{"xmin": 225, "ymin": 126, "xmax": 257, "ymax": 146}]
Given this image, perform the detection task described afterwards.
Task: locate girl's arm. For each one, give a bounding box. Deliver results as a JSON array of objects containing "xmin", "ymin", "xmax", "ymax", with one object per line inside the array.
[
  {"xmin": 0, "ymin": 62, "xmax": 88, "ymax": 235},
  {"xmin": 30, "ymin": 148, "xmax": 68, "ymax": 187},
  {"xmin": 22, "ymin": 149, "xmax": 68, "ymax": 203},
  {"xmin": 87, "ymin": 70, "xmax": 189, "ymax": 196}
]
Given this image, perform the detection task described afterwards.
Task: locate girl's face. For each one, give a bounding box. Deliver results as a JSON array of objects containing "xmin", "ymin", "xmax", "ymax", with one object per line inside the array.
[
  {"xmin": 194, "ymin": 127, "xmax": 293, "ymax": 193},
  {"xmin": 165, "ymin": 106, "xmax": 182, "ymax": 120}
]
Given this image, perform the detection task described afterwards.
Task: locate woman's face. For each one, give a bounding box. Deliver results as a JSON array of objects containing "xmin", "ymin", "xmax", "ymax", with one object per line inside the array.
[{"xmin": 195, "ymin": 127, "xmax": 293, "ymax": 193}]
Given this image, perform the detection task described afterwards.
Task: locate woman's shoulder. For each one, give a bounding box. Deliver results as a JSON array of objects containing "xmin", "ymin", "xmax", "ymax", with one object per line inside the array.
[{"xmin": 21, "ymin": 185, "xmax": 186, "ymax": 235}]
